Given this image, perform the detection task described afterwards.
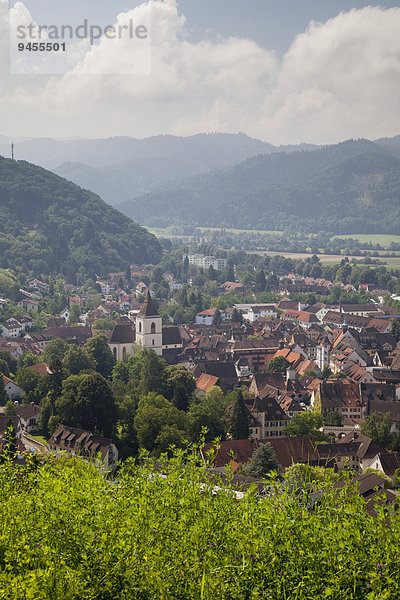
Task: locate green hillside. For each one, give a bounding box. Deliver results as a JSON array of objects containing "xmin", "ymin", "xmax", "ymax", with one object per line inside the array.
[
  {"xmin": 0, "ymin": 157, "xmax": 161, "ymax": 277},
  {"xmin": 117, "ymin": 140, "xmax": 400, "ymax": 234}
]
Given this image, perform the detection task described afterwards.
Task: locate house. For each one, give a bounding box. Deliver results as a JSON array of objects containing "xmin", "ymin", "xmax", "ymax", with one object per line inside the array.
[
  {"xmin": 280, "ymin": 310, "xmax": 319, "ymax": 329},
  {"xmin": 337, "ymin": 432, "xmax": 388, "ymax": 471},
  {"xmin": 96, "ymin": 281, "xmax": 111, "ymax": 295},
  {"xmin": 203, "ymin": 436, "xmax": 321, "ymax": 472},
  {"xmin": 25, "ymin": 325, "xmax": 92, "ymax": 348},
  {"xmin": 193, "ymin": 361, "xmax": 238, "ymax": 390},
  {"xmin": 0, "ymin": 315, "xmax": 34, "ymax": 338},
  {"xmin": 48, "ymin": 424, "xmax": 118, "ymax": 471},
  {"xmin": 279, "ymin": 395, "xmax": 304, "ymax": 419},
  {"xmin": 196, "ymin": 373, "xmax": 219, "ymax": 397},
  {"xmin": 17, "ymin": 290, "xmax": 39, "ymax": 313},
  {"xmin": 28, "ymin": 279, "xmax": 48, "ymax": 292},
  {"xmin": 15, "ymin": 403, "xmax": 42, "ymax": 434},
  {"xmin": 314, "ymin": 380, "xmax": 366, "ymax": 421},
  {"xmin": 3, "ymin": 375, "xmax": 24, "ymax": 400},
  {"xmin": 229, "ymin": 339, "xmax": 277, "ymax": 372},
  {"xmin": 369, "ymin": 452, "xmax": 400, "ymax": 479},
  {"xmin": 221, "ymin": 282, "xmax": 245, "ymax": 294},
  {"xmin": 27, "ymin": 363, "xmax": 52, "ymax": 377},
  {"xmin": 234, "ymin": 304, "xmax": 277, "ymax": 322},
  {"xmin": 244, "ymin": 396, "xmax": 290, "ymax": 439},
  {"xmin": 195, "ymin": 308, "xmax": 226, "ymax": 326}
]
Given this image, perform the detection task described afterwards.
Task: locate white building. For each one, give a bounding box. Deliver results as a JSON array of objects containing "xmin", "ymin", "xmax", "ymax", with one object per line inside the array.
[
  {"xmin": 184, "ymin": 254, "xmax": 226, "ymax": 271},
  {"xmin": 3, "ymin": 376, "xmax": 24, "ymax": 400},
  {"xmin": 195, "ymin": 308, "xmax": 226, "ymax": 326},
  {"xmin": 233, "ymin": 304, "xmax": 277, "ymax": 323}
]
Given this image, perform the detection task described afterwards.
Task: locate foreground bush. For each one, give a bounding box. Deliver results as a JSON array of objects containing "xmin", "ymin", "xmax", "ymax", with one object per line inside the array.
[{"xmin": 0, "ymin": 448, "xmax": 399, "ymax": 599}]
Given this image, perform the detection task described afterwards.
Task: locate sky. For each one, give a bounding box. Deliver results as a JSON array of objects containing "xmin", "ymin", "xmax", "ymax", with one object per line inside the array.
[{"xmin": 1, "ymin": 0, "xmax": 400, "ymax": 143}]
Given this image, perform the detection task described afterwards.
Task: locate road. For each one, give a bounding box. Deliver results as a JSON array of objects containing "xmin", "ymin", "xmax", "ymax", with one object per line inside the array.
[{"xmin": 22, "ymin": 434, "xmax": 49, "ymax": 456}]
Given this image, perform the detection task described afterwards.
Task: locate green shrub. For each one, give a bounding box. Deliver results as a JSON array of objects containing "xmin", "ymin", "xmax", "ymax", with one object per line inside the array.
[{"xmin": 0, "ymin": 447, "xmax": 399, "ymax": 599}]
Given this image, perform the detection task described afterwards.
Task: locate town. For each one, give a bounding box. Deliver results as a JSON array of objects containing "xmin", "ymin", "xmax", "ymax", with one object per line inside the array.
[{"xmin": 1, "ymin": 243, "xmax": 400, "ymax": 505}]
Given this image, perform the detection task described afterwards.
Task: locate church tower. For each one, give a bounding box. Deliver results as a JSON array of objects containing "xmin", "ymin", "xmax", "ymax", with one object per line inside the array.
[{"xmin": 135, "ymin": 290, "xmax": 163, "ymax": 355}]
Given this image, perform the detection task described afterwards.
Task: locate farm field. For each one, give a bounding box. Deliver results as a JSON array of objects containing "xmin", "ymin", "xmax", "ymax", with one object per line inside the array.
[{"xmin": 333, "ymin": 234, "xmax": 400, "ymax": 247}]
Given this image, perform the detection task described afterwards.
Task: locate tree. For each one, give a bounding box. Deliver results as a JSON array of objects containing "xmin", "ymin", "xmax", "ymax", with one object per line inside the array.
[
  {"xmin": 321, "ymin": 366, "xmax": 333, "ymax": 380},
  {"xmin": 284, "ymin": 412, "xmax": 328, "ymax": 442},
  {"xmin": 0, "ymin": 359, "xmax": 10, "ymax": 377},
  {"xmin": 139, "ymin": 349, "xmax": 166, "ymax": 396},
  {"xmin": 92, "ymin": 318, "xmax": 115, "ymax": 331},
  {"xmin": 254, "ymin": 269, "xmax": 266, "ymax": 292},
  {"xmin": 231, "ymin": 307, "xmax": 243, "ymax": 324},
  {"xmin": 0, "ymin": 351, "xmax": 17, "ymax": 375},
  {"xmin": 212, "ymin": 308, "xmax": 222, "ymax": 326},
  {"xmin": 0, "ymin": 377, "xmax": 8, "ymax": 406},
  {"xmin": 361, "ymin": 412, "xmax": 393, "ymax": 449},
  {"xmin": 188, "ymin": 386, "xmax": 226, "ymax": 442},
  {"xmin": 0, "ymin": 423, "xmax": 18, "ymax": 461},
  {"xmin": 43, "ymin": 358, "xmax": 66, "ymax": 399},
  {"xmin": 42, "ymin": 339, "xmax": 70, "ymax": 364},
  {"xmin": 162, "ymin": 365, "xmax": 196, "ymax": 412},
  {"xmin": 18, "ymin": 352, "xmax": 40, "ymax": 368},
  {"xmin": 134, "ymin": 393, "xmax": 187, "ymax": 454},
  {"xmin": 390, "ymin": 319, "xmax": 400, "ymax": 342},
  {"xmin": 62, "ymin": 346, "xmax": 96, "ymax": 376},
  {"xmin": 226, "ymin": 264, "xmax": 235, "ymax": 282},
  {"xmin": 229, "ymin": 390, "xmax": 249, "ymax": 440},
  {"xmin": 244, "ymin": 442, "xmax": 279, "ymax": 478},
  {"xmin": 323, "ymin": 411, "xmax": 343, "ymax": 427},
  {"xmin": 4, "ymin": 399, "xmax": 16, "ymax": 416},
  {"xmin": 76, "ymin": 372, "xmax": 117, "ymax": 437},
  {"xmin": 15, "ymin": 368, "xmax": 43, "ymax": 403},
  {"xmin": 85, "ymin": 334, "xmax": 115, "ymax": 379},
  {"xmin": 266, "ymin": 357, "xmax": 290, "ymax": 374},
  {"xmin": 116, "ymin": 393, "xmax": 139, "ymax": 459},
  {"xmin": 68, "ymin": 304, "xmax": 81, "ymax": 325}
]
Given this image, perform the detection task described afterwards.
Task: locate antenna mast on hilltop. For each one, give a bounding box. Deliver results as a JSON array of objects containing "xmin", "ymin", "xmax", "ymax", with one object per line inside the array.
[{"xmin": 11, "ymin": 142, "xmax": 14, "ymax": 160}]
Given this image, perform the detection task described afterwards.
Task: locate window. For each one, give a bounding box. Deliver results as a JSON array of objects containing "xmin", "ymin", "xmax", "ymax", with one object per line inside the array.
[
  {"xmin": 151, "ymin": 322, "xmax": 156, "ymax": 334},
  {"xmin": 152, "ymin": 339, "xmax": 154, "ymax": 346},
  {"xmin": 138, "ymin": 322, "xmax": 142, "ymax": 333},
  {"xmin": 122, "ymin": 347, "xmax": 126, "ymax": 358}
]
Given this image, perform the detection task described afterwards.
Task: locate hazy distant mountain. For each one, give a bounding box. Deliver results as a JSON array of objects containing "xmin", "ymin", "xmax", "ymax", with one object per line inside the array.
[
  {"xmin": 116, "ymin": 139, "xmax": 400, "ymax": 234},
  {"xmin": 374, "ymin": 135, "xmax": 400, "ymax": 159},
  {"xmin": 0, "ymin": 133, "xmax": 275, "ymax": 170},
  {"xmin": 0, "ymin": 133, "xmax": 319, "ymax": 206},
  {"xmin": 0, "ymin": 157, "xmax": 161, "ymax": 276},
  {"xmin": 54, "ymin": 156, "xmax": 217, "ymax": 206}
]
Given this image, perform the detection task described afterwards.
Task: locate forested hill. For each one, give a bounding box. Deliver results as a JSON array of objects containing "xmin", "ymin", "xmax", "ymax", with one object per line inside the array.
[
  {"xmin": 0, "ymin": 157, "xmax": 161, "ymax": 277},
  {"xmin": 117, "ymin": 139, "xmax": 400, "ymax": 234}
]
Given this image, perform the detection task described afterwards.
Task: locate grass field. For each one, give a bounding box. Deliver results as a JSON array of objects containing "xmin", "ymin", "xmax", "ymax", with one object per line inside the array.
[
  {"xmin": 30, "ymin": 434, "xmax": 49, "ymax": 447},
  {"xmin": 333, "ymin": 234, "xmax": 400, "ymax": 247},
  {"xmin": 198, "ymin": 227, "xmax": 283, "ymax": 235}
]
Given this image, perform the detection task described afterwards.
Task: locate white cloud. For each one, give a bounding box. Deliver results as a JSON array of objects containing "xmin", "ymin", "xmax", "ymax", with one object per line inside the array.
[{"xmin": 1, "ymin": 2, "xmax": 400, "ymax": 143}]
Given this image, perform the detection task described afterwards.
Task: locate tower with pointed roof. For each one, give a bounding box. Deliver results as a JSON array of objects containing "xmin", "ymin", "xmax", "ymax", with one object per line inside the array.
[{"xmin": 136, "ymin": 290, "xmax": 163, "ymax": 355}]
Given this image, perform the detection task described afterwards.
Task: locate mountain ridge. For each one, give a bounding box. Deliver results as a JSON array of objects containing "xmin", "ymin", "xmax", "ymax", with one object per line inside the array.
[{"xmin": 0, "ymin": 156, "xmax": 161, "ymax": 277}]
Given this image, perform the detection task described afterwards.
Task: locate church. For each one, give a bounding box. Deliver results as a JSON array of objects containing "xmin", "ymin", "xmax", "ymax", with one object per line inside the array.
[{"xmin": 108, "ymin": 291, "xmax": 183, "ymax": 362}]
